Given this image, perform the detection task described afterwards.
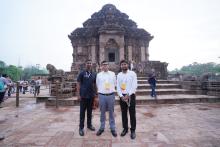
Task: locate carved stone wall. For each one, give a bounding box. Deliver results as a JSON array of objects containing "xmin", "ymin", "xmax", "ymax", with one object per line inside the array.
[{"xmin": 68, "ymin": 4, "xmax": 168, "ymax": 79}]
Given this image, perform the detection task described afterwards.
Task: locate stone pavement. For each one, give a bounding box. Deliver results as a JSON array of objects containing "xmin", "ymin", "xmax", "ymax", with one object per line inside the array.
[{"xmin": 0, "ymin": 95, "xmax": 220, "ymax": 147}]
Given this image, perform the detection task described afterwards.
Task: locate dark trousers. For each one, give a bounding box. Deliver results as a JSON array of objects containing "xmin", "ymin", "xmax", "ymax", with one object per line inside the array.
[
  {"xmin": 150, "ymin": 84, "xmax": 156, "ymax": 97},
  {"xmin": 0, "ymin": 92, "xmax": 6, "ymax": 104},
  {"xmin": 79, "ymin": 98, "xmax": 93, "ymax": 129},
  {"xmin": 35, "ymin": 86, "xmax": 40, "ymax": 96},
  {"xmin": 120, "ymin": 94, "xmax": 136, "ymax": 132}
]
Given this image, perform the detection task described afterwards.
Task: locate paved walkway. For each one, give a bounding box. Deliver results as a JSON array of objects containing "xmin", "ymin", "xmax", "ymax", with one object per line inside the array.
[{"xmin": 0, "ymin": 94, "xmax": 220, "ymax": 147}]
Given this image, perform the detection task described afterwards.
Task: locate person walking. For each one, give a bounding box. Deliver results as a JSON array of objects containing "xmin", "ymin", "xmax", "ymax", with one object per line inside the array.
[
  {"xmin": 77, "ymin": 59, "xmax": 96, "ymax": 136},
  {"xmin": 96, "ymin": 61, "xmax": 117, "ymax": 137},
  {"xmin": 35, "ymin": 77, "xmax": 42, "ymax": 96},
  {"xmin": 117, "ymin": 60, "xmax": 137, "ymax": 139},
  {"xmin": 148, "ymin": 70, "xmax": 157, "ymax": 98}
]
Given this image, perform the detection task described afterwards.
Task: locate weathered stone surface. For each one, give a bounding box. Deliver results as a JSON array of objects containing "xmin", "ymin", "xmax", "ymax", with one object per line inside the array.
[
  {"xmin": 0, "ymin": 97, "xmax": 220, "ymax": 147},
  {"xmin": 68, "ymin": 4, "xmax": 168, "ymax": 78}
]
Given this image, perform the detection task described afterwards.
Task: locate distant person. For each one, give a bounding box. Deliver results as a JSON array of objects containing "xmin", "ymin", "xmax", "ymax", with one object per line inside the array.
[
  {"xmin": 0, "ymin": 74, "xmax": 9, "ymax": 108},
  {"xmin": 130, "ymin": 59, "xmax": 135, "ymax": 71},
  {"xmin": 19, "ymin": 80, "xmax": 23, "ymax": 92},
  {"xmin": 77, "ymin": 59, "xmax": 96, "ymax": 136},
  {"xmin": 117, "ymin": 60, "xmax": 138, "ymax": 139},
  {"xmin": 35, "ymin": 77, "xmax": 42, "ymax": 96},
  {"xmin": 96, "ymin": 61, "xmax": 117, "ymax": 137},
  {"xmin": 6, "ymin": 76, "xmax": 12, "ymax": 97},
  {"xmin": 30, "ymin": 79, "xmax": 36, "ymax": 94},
  {"xmin": 148, "ymin": 70, "xmax": 157, "ymax": 98},
  {"xmin": 22, "ymin": 80, "xmax": 28, "ymax": 94}
]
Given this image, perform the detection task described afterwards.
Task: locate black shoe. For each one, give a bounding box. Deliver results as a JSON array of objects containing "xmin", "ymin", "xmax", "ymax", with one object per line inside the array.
[
  {"xmin": 87, "ymin": 126, "xmax": 96, "ymax": 131},
  {"xmin": 79, "ymin": 129, "xmax": 84, "ymax": 136},
  {"xmin": 96, "ymin": 129, "xmax": 104, "ymax": 136},
  {"xmin": 111, "ymin": 130, "xmax": 117, "ymax": 137},
  {"xmin": 0, "ymin": 135, "xmax": 5, "ymax": 141},
  {"xmin": 130, "ymin": 131, "xmax": 136, "ymax": 139},
  {"xmin": 120, "ymin": 129, "xmax": 128, "ymax": 137}
]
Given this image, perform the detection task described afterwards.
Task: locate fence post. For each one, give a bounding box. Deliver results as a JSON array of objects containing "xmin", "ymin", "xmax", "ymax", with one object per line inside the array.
[{"xmin": 16, "ymin": 82, "xmax": 19, "ymax": 107}]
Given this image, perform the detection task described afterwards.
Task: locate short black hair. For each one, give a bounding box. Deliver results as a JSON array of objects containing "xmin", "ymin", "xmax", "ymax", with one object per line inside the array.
[
  {"xmin": 101, "ymin": 60, "xmax": 108, "ymax": 65},
  {"xmin": 120, "ymin": 60, "xmax": 129, "ymax": 65}
]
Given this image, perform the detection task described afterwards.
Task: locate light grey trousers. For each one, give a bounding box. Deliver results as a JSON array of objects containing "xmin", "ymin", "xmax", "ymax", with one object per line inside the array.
[{"xmin": 98, "ymin": 93, "xmax": 116, "ymax": 131}]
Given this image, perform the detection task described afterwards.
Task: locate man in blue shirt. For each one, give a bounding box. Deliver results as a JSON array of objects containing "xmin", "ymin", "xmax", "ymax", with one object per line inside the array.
[
  {"xmin": 0, "ymin": 74, "xmax": 9, "ymax": 108},
  {"xmin": 77, "ymin": 60, "xmax": 96, "ymax": 136}
]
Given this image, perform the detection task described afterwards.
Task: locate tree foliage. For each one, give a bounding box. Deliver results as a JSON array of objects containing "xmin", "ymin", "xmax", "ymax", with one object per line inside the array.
[
  {"xmin": 169, "ymin": 62, "xmax": 220, "ymax": 75},
  {"xmin": 0, "ymin": 60, "xmax": 48, "ymax": 81}
]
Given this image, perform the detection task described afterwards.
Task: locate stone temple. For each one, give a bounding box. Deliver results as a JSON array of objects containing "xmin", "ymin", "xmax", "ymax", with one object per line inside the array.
[{"xmin": 68, "ymin": 4, "xmax": 168, "ymax": 79}]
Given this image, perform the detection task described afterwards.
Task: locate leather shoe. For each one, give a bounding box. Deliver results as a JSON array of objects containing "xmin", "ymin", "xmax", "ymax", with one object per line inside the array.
[
  {"xmin": 130, "ymin": 131, "xmax": 136, "ymax": 139},
  {"xmin": 120, "ymin": 129, "xmax": 128, "ymax": 136},
  {"xmin": 87, "ymin": 126, "xmax": 95, "ymax": 131},
  {"xmin": 96, "ymin": 129, "xmax": 104, "ymax": 136},
  {"xmin": 79, "ymin": 129, "xmax": 84, "ymax": 136},
  {"xmin": 111, "ymin": 130, "xmax": 117, "ymax": 137}
]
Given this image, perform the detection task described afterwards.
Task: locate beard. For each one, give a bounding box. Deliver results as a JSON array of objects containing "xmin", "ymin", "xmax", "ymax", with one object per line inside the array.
[{"xmin": 122, "ymin": 67, "xmax": 128, "ymax": 72}]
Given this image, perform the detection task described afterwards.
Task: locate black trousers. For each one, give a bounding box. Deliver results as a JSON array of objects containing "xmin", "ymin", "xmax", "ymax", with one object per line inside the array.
[
  {"xmin": 119, "ymin": 94, "xmax": 136, "ymax": 132},
  {"xmin": 0, "ymin": 92, "xmax": 6, "ymax": 104},
  {"xmin": 79, "ymin": 98, "xmax": 93, "ymax": 129}
]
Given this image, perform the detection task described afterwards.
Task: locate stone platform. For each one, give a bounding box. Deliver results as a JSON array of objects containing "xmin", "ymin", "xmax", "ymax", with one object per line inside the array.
[
  {"xmin": 0, "ymin": 97, "xmax": 220, "ymax": 147},
  {"xmin": 45, "ymin": 95, "xmax": 220, "ymax": 106}
]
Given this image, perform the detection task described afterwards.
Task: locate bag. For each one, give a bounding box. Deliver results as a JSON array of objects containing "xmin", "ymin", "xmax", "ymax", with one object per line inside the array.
[{"xmin": 0, "ymin": 80, "xmax": 4, "ymax": 91}]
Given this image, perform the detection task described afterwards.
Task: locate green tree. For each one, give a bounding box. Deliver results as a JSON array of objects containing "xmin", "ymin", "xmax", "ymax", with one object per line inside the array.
[
  {"xmin": 0, "ymin": 60, "xmax": 6, "ymax": 75},
  {"xmin": 169, "ymin": 62, "xmax": 220, "ymax": 75},
  {"xmin": 5, "ymin": 65, "xmax": 22, "ymax": 81}
]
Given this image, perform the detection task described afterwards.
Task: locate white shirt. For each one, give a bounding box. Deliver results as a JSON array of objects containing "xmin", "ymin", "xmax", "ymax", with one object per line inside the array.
[
  {"xmin": 96, "ymin": 71, "xmax": 116, "ymax": 94},
  {"xmin": 117, "ymin": 70, "xmax": 137, "ymax": 97}
]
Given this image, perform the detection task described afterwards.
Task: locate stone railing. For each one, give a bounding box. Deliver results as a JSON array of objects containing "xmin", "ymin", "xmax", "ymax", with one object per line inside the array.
[
  {"xmin": 207, "ymin": 81, "xmax": 220, "ymax": 96},
  {"xmin": 168, "ymin": 73, "xmax": 220, "ymax": 96}
]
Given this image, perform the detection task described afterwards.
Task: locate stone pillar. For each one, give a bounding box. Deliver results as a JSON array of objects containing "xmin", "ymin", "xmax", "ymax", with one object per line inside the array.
[
  {"xmin": 91, "ymin": 45, "xmax": 96, "ymax": 63},
  {"xmin": 99, "ymin": 47, "xmax": 105, "ymax": 62},
  {"xmin": 146, "ymin": 47, "xmax": 149, "ymax": 61},
  {"xmin": 128, "ymin": 46, "xmax": 132, "ymax": 61},
  {"xmin": 141, "ymin": 46, "xmax": 146, "ymax": 61},
  {"xmin": 119, "ymin": 47, "xmax": 124, "ymax": 61}
]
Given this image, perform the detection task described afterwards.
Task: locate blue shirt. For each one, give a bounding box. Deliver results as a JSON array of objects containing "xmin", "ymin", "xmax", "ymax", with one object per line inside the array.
[{"xmin": 77, "ymin": 70, "xmax": 96, "ymax": 99}]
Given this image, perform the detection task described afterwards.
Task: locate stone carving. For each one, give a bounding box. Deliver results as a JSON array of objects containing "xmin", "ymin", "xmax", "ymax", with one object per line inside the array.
[
  {"xmin": 46, "ymin": 64, "xmax": 64, "ymax": 77},
  {"xmin": 68, "ymin": 4, "xmax": 168, "ymax": 79}
]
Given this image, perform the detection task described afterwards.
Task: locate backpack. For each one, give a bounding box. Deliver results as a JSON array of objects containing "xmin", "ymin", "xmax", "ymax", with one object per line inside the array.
[{"xmin": 0, "ymin": 80, "xmax": 4, "ymax": 91}]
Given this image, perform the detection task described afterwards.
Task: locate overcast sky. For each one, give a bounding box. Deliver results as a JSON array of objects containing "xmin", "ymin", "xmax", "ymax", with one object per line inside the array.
[{"xmin": 0, "ymin": 0, "xmax": 220, "ymax": 71}]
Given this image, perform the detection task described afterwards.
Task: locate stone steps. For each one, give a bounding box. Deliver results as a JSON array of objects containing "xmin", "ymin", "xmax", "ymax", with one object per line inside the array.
[
  {"xmin": 138, "ymin": 84, "xmax": 181, "ymax": 89},
  {"xmin": 136, "ymin": 89, "xmax": 196, "ymax": 95},
  {"xmin": 138, "ymin": 80, "xmax": 178, "ymax": 84},
  {"xmin": 45, "ymin": 94, "xmax": 220, "ymax": 106}
]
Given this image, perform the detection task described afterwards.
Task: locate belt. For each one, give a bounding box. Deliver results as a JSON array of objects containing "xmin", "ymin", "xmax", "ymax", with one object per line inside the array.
[{"xmin": 98, "ymin": 93, "xmax": 114, "ymax": 96}]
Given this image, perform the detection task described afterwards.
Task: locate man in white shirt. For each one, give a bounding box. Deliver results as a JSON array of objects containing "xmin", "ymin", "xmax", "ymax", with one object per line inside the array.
[
  {"xmin": 96, "ymin": 61, "xmax": 117, "ymax": 137},
  {"xmin": 117, "ymin": 60, "xmax": 137, "ymax": 139}
]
